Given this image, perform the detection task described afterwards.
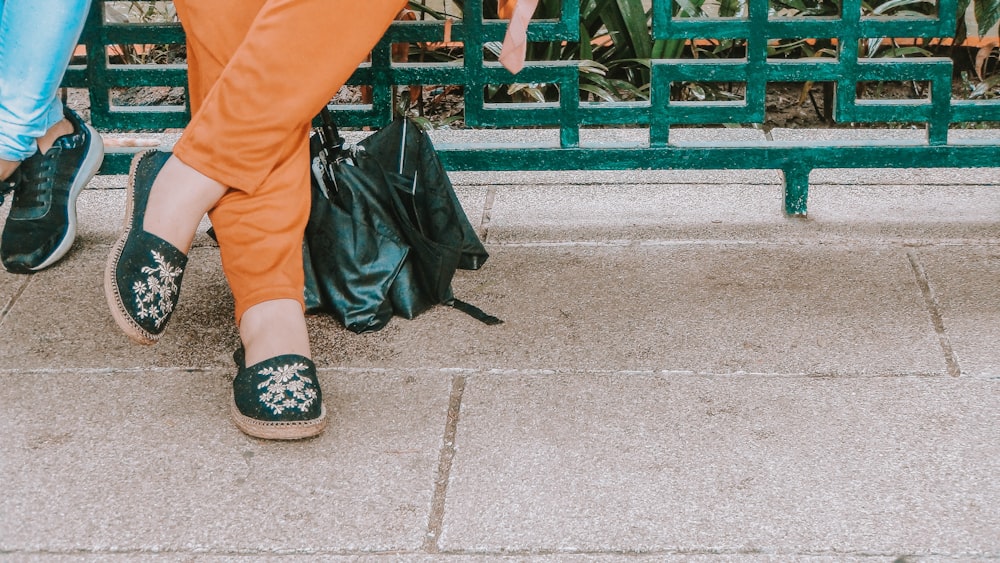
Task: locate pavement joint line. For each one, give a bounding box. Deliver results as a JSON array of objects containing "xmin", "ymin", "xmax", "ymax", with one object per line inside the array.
[
  {"xmin": 906, "ymin": 248, "xmax": 962, "ymax": 378},
  {"xmin": 449, "ymin": 179, "xmax": 1000, "ymax": 190},
  {"xmin": 479, "ymin": 184, "xmax": 496, "ymax": 242},
  {"xmin": 904, "ymin": 239, "xmax": 1000, "ymax": 247},
  {"xmin": 415, "ymin": 549, "xmax": 999, "ymax": 558},
  {"xmin": 964, "ymin": 372, "xmax": 1000, "ymax": 381},
  {"xmin": 0, "ymin": 548, "xmax": 1000, "ymax": 563},
  {"xmin": 493, "ymin": 239, "xmax": 1000, "ymax": 249},
  {"xmin": 476, "ymin": 369, "xmax": 956, "ymax": 378},
  {"xmin": 452, "ymin": 180, "xmax": 785, "ymax": 187},
  {"xmin": 0, "ymin": 367, "xmax": 217, "ymax": 375},
  {"xmin": 7, "ymin": 547, "xmax": 994, "ymax": 558},
  {"xmin": 422, "ymin": 373, "xmax": 466, "ymax": 553},
  {"xmin": 0, "ymin": 367, "xmax": 974, "ymax": 379},
  {"xmin": 0, "ymin": 274, "xmax": 34, "ymax": 331}
]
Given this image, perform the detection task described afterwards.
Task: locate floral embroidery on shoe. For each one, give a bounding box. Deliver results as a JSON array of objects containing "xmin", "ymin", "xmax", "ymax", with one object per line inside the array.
[
  {"xmin": 132, "ymin": 250, "xmax": 182, "ymax": 328},
  {"xmin": 256, "ymin": 362, "xmax": 318, "ymax": 414}
]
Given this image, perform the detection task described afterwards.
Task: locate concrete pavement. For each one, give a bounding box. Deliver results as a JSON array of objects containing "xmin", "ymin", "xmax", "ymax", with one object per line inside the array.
[{"xmin": 1, "ymin": 128, "xmax": 999, "ymax": 561}]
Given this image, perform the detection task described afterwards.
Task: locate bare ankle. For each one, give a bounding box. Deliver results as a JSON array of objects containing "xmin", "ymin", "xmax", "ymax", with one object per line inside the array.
[
  {"xmin": 0, "ymin": 159, "xmax": 20, "ymax": 182},
  {"xmin": 36, "ymin": 118, "xmax": 74, "ymax": 154},
  {"xmin": 142, "ymin": 156, "xmax": 226, "ymax": 254},
  {"xmin": 240, "ymin": 299, "xmax": 311, "ymax": 366}
]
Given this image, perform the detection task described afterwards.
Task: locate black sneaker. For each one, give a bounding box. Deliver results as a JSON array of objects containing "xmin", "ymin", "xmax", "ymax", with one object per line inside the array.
[
  {"xmin": 104, "ymin": 150, "xmax": 187, "ymax": 344},
  {"xmin": 1, "ymin": 108, "xmax": 104, "ymax": 273},
  {"xmin": 231, "ymin": 352, "xmax": 328, "ymax": 440},
  {"xmin": 0, "ymin": 167, "xmax": 19, "ymax": 206}
]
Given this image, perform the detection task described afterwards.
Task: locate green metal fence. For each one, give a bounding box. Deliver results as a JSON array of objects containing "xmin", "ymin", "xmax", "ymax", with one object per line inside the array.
[{"xmin": 67, "ymin": 0, "xmax": 1000, "ymax": 215}]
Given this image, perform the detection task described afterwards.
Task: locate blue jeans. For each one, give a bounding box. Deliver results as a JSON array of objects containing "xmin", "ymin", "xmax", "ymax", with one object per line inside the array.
[{"xmin": 0, "ymin": 0, "xmax": 91, "ymax": 162}]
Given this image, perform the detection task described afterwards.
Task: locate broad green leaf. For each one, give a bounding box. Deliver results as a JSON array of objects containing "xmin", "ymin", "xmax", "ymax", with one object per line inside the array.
[
  {"xmin": 878, "ymin": 45, "xmax": 934, "ymax": 56},
  {"xmin": 974, "ymin": 0, "xmax": 1000, "ymax": 38},
  {"xmin": 652, "ymin": 38, "xmax": 686, "ymax": 59},
  {"xmin": 955, "ymin": 0, "xmax": 973, "ymax": 44},
  {"xmin": 579, "ymin": 23, "xmax": 595, "ymax": 60},
  {"xmin": 578, "ymin": 59, "xmax": 609, "ymax": 75},
  {"xmin": 579, "ymin": 83, "xmax": 620, "ymax": 102},
  {"xmin": 582, "ymin": 73, "xmax": 649, "ymax": 100},
  {"xmin": 507, "ymin": 83, "xmax": 548, "ymax": 103},
  {"xmin": 602, "ymin": 77, "xmax": 651, "ymax": 99},
  {"xmin": 615, "ymin": 0, "xmax": 653, "ymax": 59}
]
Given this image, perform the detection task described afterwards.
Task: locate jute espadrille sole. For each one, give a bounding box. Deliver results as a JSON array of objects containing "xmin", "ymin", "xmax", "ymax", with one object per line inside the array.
[
  {"xmin": 104, "ymin": 150, "xmax": 159, "ymax": 345},
  {"xmin": 230, "ymin": 400, "xmax": 328, "ymax": 440}
]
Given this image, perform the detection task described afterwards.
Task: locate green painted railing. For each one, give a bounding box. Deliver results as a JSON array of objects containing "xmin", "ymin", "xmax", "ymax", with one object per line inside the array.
[{"xmin": 67, "ymin": 0, "xmax": 1000, "ymax": 215}]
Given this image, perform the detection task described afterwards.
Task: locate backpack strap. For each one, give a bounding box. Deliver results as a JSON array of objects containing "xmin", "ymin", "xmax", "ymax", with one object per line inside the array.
[{"xmin": 445, "ymin": 298, "xmax": 503, "ymax": 325}]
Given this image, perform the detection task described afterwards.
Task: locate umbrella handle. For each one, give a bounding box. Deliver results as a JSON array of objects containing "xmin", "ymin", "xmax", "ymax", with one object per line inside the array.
[{"xmin": 318, "ymin": 107, "xmax": 346, "ymax": 153}]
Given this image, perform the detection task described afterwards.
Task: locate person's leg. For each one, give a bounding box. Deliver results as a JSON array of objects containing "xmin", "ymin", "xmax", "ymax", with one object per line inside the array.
[
  {"xmin": 103, "ymin": 0, "xmax": 262, "ymax": 344},
  {"xmin": 0, "ymin": 0, "xmax": 91, "ymax": 169},
  {"xmin": 0, "ymin": 0, "xmax": 104, "ymax": 273},
  {"xmin": 163, "ymin": 0, "xmax": 406, "ymax": 365},
  {"xmin": 189, "ymin": 0, "xmax": 403, "ymax": 439},
  {"xmin": 0, "ymin": 115, "xmax": 72, "ymax": 185},
  {"xmin": 106, "ymin": 0, "xmax": 404, "ymax": 438},
  {"xmin": 137, "ymin": 0, "xmax": 264, "ymax": 255}
]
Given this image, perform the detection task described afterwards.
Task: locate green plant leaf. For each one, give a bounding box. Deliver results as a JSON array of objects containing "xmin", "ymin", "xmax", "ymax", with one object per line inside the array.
[
  {"xmin": 615, "ymin": 0, "xmax": 654, "ymax": 59},
  {"xmin": 878, "ymin": 45, "xmax": 934, "ymax": 56},
  {"xmin": 579, "ymin": 83, "xmax": 620, "ymax": 101},
  {"xmin": 955, "ymin": 0, "xmax": 973, "ymax": 45},
  {"xmin": 507, "ymin": 83, "xmax": 548, "ymax": 103},
  {"xmin": 870, "ymin": 0, "xmax": 934, "ymax": 15},
  {"xmin": 674, "ymin": 0, "xmax": 705, "ymax": 16},
  {"xmin": 974, "ymin": 0, "xmax": 1000, "ymax": 38},
  {"xmin": 583, "ymin": 73, "xmax": 650, "ymax": 100},
  {"xmin": 718, "ymin": 0, "xmax": 744, "ymax": 17},
  {"xmin": 578, "ymin": 59, "xmax": 610, "ymax": 75},
  {"xmin": 579, "ymin": 23, "xmax": 595, "ymax": 60}
]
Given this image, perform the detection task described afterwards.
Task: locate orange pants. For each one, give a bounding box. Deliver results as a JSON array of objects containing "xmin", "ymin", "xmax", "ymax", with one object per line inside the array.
[{"xmin": 172, "ymin": 0, "xmax": 406, "ymax": 322}]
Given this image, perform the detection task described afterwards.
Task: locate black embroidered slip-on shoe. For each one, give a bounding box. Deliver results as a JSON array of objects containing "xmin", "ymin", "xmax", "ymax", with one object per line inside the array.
[
  {"xmin": 231, "ymin": 353, "xmax": 328, "ymax": 440},
  {"xmin": 1, "ymin": 108, "xmax": 104, "ymax": 273},
  {"xmin": 104, "ymin": 150, "xmax": 186, "ymax": 344}
]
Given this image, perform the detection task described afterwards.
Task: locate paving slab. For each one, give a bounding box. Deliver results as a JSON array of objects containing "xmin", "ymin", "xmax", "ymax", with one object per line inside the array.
[
  {"xmin": 0, "ymin": 266, "xmax": 27, "ymax": 320},
  {"xmin": 0, "ymin": 369, "xmax": 452, "ymax": 554},
  {"xmin": 803, "ymin": 184, "xmax": 1000, "ymax": 242},
  {"xmin": 483, "ymin": 182, "xmax": 1000, "ymax": 243},
  {"xmin": 441, "ymin": 373, "xmax": 1000, "ymax": 557},
  {"xmin": 2, "ymin": 218, "xmax": 947, "ymax": 376},
  {"xmin": 3, "ymin": 242, "xmax": 945, "ymax": 376},
  {"xmin": 306, "ymin": 243, "xmax": 946, "ymax": 375},
  {"xmin": 484, "ymin": 183, "xmax": 787, "ymax": 243},
  {"xmin": 0, "ymin": 245, "xmax": 240, "ymax": 370},
  {"xmin": 915, "ymin": 245, "xmax": 1000, "ymax": 378},
  {"xmin": 2, "ymin": 131, "xmax": 999, "ymax": 560},
  {"xmin": 1, "ymin": 556, "xmax": 971, "ymax": 562}
]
